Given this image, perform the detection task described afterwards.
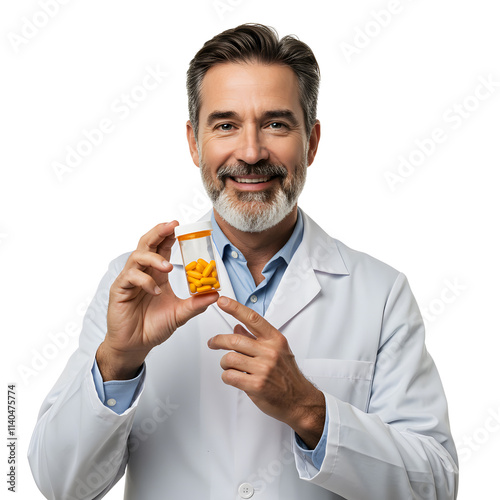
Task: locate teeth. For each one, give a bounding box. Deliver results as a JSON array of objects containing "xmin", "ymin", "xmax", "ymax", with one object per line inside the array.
[{"xmin": 233, "ymin": 177, "xmax": 271, "ymax": 184}]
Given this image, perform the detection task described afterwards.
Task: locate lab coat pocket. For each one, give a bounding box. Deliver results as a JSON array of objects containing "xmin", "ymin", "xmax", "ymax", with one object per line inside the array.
[{"xmin": 298, "ymin": 358, "xmax": 374, "ymax": 411}]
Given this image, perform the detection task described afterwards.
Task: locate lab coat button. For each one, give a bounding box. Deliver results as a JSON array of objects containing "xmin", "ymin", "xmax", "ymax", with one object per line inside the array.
[
  {"xmin": 250, "ymin": 295, "xmax": 258, "ymax": 303},
  {"xmin": 106, "ymin": 398, "xmax": 117, "ymax": 407},
  {"xmin": 231, "ymin": 250, "xmax": 239, "ymax": 259},
  {"xmin": 238, "ymin": 483, "xmax": 254, "ymax": 498}
]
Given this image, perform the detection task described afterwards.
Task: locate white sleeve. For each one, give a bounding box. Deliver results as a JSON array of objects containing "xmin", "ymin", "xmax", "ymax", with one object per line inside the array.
[
  {"xmin": 293, "ymin": 273, "xmax": 459, "ymax": 500},
  {"xmin": 28, "ymin": 253, "xmax": 143, "ymax": 500}
]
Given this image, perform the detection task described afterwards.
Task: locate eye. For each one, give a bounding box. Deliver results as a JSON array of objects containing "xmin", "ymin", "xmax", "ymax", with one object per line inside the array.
[
  {"xmin": 217, "ymin": 123, "xmax": 234, "ymax": 131},
  {"xmin": 268, "ymin": 122, "xmax": 286, "ymax": 130}
]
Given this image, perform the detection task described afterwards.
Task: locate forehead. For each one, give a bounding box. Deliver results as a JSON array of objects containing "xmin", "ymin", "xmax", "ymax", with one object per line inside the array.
[{"xmin": 198, "ymin": 62, "xmax": 302, "ymax": 121}]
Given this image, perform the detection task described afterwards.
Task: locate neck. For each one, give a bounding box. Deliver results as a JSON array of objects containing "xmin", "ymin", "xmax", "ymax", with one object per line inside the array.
[{"xmin": 214, "ymin": 206, "xmax": 298, "ymax": 284}]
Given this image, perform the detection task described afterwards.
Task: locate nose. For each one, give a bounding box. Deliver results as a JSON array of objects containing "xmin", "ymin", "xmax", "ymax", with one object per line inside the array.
[{"xmin": 234, "ymin": 125, "xmax": 269, "ymax": 165}]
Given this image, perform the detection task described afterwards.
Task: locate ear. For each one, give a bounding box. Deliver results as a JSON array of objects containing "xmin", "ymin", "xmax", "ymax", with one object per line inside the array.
[
  {"xmin": 186, "ymin": 120, "xmax": 200, "ymax": 167},
  {"xmin": 306, "ymin": 120, "xmax": 321, "ymax": 166}
]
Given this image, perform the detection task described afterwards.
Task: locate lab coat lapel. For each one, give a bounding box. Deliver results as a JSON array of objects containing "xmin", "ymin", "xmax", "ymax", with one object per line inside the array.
[
  {"xmin": 171, "ymin": 210, "xmax": 350, "ymax": 333},
  {"xmin": 264, "ymin": 211, "xmax": 350, "ymax": 332},
  {"xmin": 263, "ymin": 245, "xmax": 320, "ymax": 332}
]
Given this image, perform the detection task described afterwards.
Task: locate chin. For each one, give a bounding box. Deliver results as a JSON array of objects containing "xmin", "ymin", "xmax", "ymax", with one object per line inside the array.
[{"xmin": 214, "ymin": 190, "xmax": 295, "ymax": 233}]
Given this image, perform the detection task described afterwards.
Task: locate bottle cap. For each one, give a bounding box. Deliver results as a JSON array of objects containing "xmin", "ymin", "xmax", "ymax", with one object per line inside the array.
[{"xmin": 174, "ymin": 220, "xmax": 213, "ymax": 238}]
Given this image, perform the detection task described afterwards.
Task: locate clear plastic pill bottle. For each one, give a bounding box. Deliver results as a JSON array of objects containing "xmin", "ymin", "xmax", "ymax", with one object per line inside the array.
[{"xmin": 174, "ymin": 221, "xmax": 220, "ymax": 295}]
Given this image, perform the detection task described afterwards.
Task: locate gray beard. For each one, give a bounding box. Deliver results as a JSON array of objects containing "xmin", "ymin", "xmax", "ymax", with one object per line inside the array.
[{"xmin": 200, "ymin": 160, "xmax": 307, "ymax": 233}]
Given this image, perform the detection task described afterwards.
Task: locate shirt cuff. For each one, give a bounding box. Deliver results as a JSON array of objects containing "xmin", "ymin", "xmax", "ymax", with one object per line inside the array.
[
  {"xmin": 294, "ymin": 396, "xmax": 329, "ymax": 471},
  {"xmin": 91, "ymin": 358, "xmax": 145, "ymax": 415}
]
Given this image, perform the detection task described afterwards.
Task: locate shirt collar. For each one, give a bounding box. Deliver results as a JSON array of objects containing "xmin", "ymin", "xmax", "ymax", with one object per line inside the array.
[{"xmin": 211, "ymin": 209, "xmax": 304, "ymax": 268}]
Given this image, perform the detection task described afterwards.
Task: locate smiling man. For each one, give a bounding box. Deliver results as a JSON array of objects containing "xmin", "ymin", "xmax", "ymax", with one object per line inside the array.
[{"xmin": 29, "ymin": 24, "xmax": 458, "ymax": 499}]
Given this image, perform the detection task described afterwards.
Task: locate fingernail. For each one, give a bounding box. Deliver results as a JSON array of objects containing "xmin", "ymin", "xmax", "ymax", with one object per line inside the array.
[
  {"xmin": 161, "ymin": 260, "xmax": 169, "ymax": 268},
  {"xmin": 218, "ymin": 296, "xmax": 229, "ymax": 306},
  {"xmin": 154, "ymin": 286, "xmax": 162, "ymax": 295}
]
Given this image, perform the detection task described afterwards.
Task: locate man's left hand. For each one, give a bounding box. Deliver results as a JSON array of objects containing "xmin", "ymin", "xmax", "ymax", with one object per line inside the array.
[{"xmin": 208, "ymin": 296, "xmax": 326, "ymax": 449}]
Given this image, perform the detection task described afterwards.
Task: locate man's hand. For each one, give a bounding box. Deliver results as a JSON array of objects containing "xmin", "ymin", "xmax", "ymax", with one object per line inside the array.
[
  {"xmin": 208, "ymin": 296, "xmax": 326, "ymax": 449},
  {"xmin": 97, "ymin": 221, "xmax": 218, "ymax": 381}
]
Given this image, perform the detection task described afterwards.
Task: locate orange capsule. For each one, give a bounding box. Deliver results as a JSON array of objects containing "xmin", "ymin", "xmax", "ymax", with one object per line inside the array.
[
  {"xmin": 185, "ymin": 261, "xmax": 197, "ymax": 271},
  {"xmin": 189, "ymin": 283, "xmax": 197, "ymax": 293},
  {"xmin": 198, "ymin": 258, "xmax": 209, "ymax": 268},
  {"xmin": 196, "ymin": 285, "xmax": 213, "ymax": 293},
  {"xmin": 187, "ymin": 270, "xmax": 203, "ymax": 279},
  {"xmin": 200, "ymin": 277, "xmax": 217, "ymax": 285},
  {"xmin": 202, "ymin": 262, "xmax": 214, "ymax": 277}
]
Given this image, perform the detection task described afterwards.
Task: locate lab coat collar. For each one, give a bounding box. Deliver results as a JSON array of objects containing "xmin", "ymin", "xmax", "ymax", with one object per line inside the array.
[
  {"xmin": 170, "ymin": 208, "xmax": 350, "ymax": 331},
  {"xmin": 299, "ymin": 210, "xmax": 350, "ymax": 276},
  {"xmin": 170, "ymin": 208, "xmax": 350, "ymax": 273},
  {"xmin": 262, "ymin": 209, "xmax": 350, "ymax": 330}
]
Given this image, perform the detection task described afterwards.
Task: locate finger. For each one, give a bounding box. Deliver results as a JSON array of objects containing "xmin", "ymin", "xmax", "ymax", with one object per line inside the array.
[
  {"xmin": 113, "ymin": 268, "xmax": 162, "ymax": 298},
  {"xmin": 217, "ymin": 296, "xmax": 276, "ymax": 340},
  {"xmin": 208, "ymin": 332, "xmax": 260, "ymax": 357},
  {"xmin": 234, "ymin": 324, "xmax": 257, "ymax": 340},
  {"xmin": 137, "ymin": 221, "xmax": 179, "ymax": 258},
  {"xmin": 174, "ymin": 292, "xmax": 219, "ymax": 327},
  {"xmin": 220, "ymin": 351, "xmax": 255, "ymax": 373},
  {"xmin": 127, "ymin": 250, "xmax": 173, "ymax": 274},
  {"xmin": 220, "ymin": 369, "xmax": 253, "ymax": 392}
]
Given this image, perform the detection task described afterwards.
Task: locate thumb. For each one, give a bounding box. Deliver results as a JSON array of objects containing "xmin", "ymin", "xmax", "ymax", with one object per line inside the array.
[{"xmin": 175, "ymin": 292, "xmax": 219, "ymax": 327}]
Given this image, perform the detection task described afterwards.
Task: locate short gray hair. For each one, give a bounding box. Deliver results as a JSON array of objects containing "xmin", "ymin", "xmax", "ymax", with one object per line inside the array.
[{"xmin": 186, "ymin": 23, "xmax": 320, "ymax": 139}]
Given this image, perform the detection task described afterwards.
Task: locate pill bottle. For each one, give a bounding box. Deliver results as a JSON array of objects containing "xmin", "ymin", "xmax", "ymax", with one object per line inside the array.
[{"xmin": 174, "ymin": 221, "xmax": 220, "ymax": 296}]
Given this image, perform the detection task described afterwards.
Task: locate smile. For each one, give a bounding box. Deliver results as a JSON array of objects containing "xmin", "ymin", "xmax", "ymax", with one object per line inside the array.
[{"xmin": 232, "ymin": 176, "xmax": 272, "ymax": 184}]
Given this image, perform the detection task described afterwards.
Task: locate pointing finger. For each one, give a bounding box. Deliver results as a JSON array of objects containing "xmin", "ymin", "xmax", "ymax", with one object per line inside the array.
[{"xmin": 217, "ymin": 296, "xmax": 276, "ymax": 340}]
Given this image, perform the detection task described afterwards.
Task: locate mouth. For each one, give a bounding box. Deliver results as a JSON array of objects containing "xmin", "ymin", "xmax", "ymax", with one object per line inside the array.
[
  {"xmin": 226, "ymin": 175, "xmax": 278, "ymax": 191},
  {"xmin": 232, "ymin": 175, "xmax": 273, "ymax": 184}
]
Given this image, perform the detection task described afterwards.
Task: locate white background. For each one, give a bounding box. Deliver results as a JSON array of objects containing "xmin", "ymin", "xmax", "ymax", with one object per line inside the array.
[{"xmin": 1, "ymin": 0, "xmax": 499, "ymax": 498}]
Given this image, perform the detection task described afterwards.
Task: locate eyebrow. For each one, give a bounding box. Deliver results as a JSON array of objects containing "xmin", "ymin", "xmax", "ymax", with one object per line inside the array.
[
  {"xmin": 206, "ymin": 111, "xmax": 239, "ymax": 126},
  {"xmin": 206, "ymin": 109, "xmax": 300, "ymax": 127},
  {"xmin": 262, "ymin": 109, "xmax": 300, "ymax": 128}
]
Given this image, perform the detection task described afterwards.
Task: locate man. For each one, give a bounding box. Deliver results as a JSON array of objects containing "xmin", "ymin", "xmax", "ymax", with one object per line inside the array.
[{"xmin": 29, "ymin": 24, "xmax": 458, "ymax": 499}]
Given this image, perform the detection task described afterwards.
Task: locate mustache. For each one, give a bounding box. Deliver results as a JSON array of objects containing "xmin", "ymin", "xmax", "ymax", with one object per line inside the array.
[{"xmin": 216, "ymin": 162, "xmax": 288, "ymax": 181}]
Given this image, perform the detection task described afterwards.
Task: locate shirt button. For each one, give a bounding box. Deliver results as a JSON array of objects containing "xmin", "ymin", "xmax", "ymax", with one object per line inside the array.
[
  {"xmin": 106, "ymin": 398, "xmax": 117, "ymax": 407},
  {"xmin": 231, "ymin": 250, "xmax": 239, "ymax": 259},
  {"xmin": 250, "ymin": 295, "xmax": 258, "ymax": 304},
  {"xmin": 238, "ymin": 483, "xmax": 254, "ymax": 498}
]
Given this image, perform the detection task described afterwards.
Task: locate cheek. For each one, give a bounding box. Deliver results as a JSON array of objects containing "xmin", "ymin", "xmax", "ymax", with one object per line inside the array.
[
  {"xmin": 201, "ymin": 137, "xmax": 233, "ymax": 163},
  {"xmin": 273, "ymin": 137, "xmax": 305, "ymax": 163}
]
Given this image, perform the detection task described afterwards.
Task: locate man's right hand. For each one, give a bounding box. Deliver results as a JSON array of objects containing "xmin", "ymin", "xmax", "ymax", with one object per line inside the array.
[{"xmin": 96, "ymin": 221, "xmax": 219, "ymax": 381}]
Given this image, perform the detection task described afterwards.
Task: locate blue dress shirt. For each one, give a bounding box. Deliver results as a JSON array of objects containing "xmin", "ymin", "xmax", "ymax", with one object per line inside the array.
[{"xmin": 92, "ymin": 208, "xmax": 328, "ymax": 469}]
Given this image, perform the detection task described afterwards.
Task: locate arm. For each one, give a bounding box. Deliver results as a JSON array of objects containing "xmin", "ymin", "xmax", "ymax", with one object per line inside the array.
[
  {"xmin": 210, "ymin": 278, "xmax": 458, "ymax": 499},
  {"xmin": 294, "ymin": 273, "xmax": 459, "ymax": 499},
  {"xmin": 28, "ymin": 222, "xmax": 218, "ymax": 500},
  {"xmin": 28, "ymin": 259, "xmax": 137, "ymax": 500}
]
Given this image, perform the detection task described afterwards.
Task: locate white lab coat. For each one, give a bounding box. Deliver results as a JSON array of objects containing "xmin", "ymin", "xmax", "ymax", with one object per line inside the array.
[{"xmin": 28, "ymin": 211, "xmax": 458, "ymax": 500}]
